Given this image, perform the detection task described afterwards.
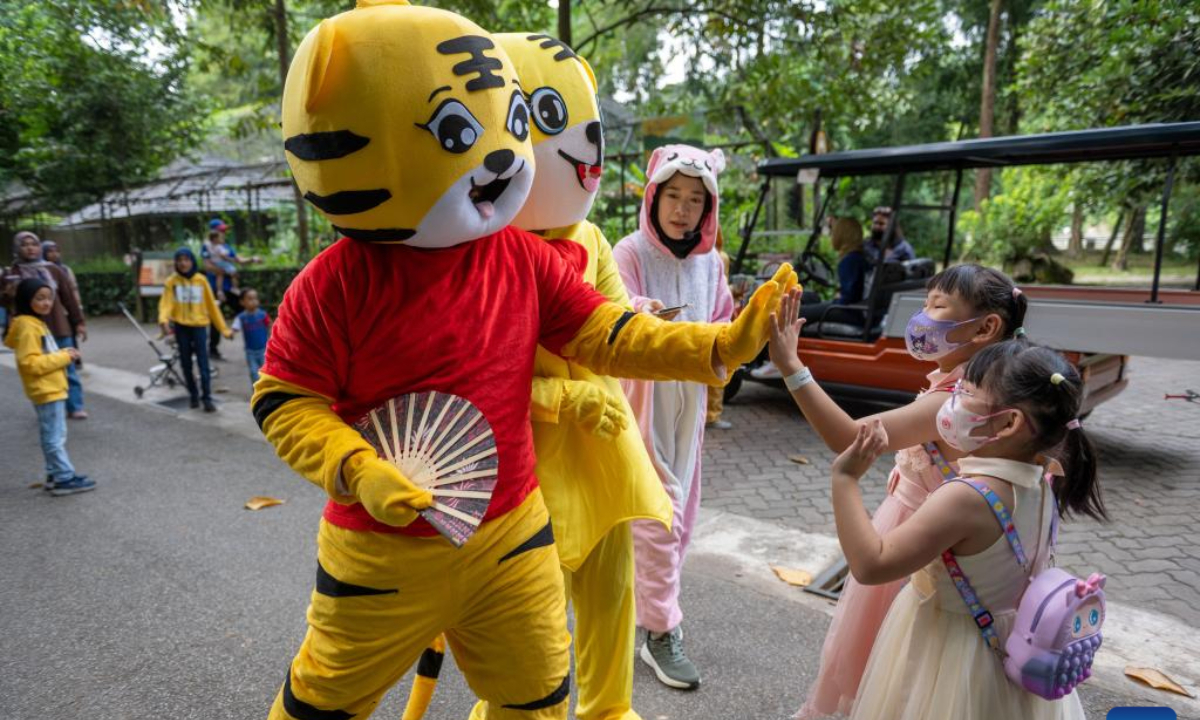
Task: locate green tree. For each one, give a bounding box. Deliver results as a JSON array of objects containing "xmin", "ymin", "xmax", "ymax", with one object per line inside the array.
[{"xmin": 0, "ymin": 1, "xmax": 207, "ymax": 211}]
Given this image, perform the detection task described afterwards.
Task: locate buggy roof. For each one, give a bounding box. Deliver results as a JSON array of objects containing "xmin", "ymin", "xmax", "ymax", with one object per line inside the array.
[{"xmin": 759, "ymin": 122, "xmax": 1200, "ymax": 178}]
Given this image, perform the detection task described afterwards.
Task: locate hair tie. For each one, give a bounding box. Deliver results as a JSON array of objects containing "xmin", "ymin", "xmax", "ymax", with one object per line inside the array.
[
  {"xmin": 1050, "ymin": 372, "xmax": 1065, "ymax": 386},
  {"xmin": 1066, "ymin": 418, "xmax": 1081, "ymax": 430},
  {"xmin": 1013, "ymin": 327, "xmax": 1027, "ymax": 338},
  {"xmin": 1012, "ymin": 287, "xmax": 1023, "ymax": 299}
]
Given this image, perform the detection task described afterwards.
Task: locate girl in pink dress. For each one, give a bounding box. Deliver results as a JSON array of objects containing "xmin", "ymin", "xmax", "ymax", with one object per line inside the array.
[{"xmin": 766, "ymin": 264, "xmax": 1029, "ymax": 718}]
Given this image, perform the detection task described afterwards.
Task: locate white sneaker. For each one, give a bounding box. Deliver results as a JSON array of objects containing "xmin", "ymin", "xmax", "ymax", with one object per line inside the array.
[{"xmin": 750, "ymin": 361, "xmax": 783, "ymax": 380}]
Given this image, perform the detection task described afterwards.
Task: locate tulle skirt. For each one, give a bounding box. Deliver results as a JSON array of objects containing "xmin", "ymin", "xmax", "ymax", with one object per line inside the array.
[
  {"xmin": 848, "ymin": 584, "xmax": 1086, "ymax": 720},
  {"xmin": 795, "ymin": 494, "xmax": 915, "ymax": 718}
]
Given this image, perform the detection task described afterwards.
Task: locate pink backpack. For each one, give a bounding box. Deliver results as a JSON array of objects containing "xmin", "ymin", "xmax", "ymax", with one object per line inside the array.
[{"xmin": 941, "ymin": 477, "xmax": 1106, "ymax": 701}]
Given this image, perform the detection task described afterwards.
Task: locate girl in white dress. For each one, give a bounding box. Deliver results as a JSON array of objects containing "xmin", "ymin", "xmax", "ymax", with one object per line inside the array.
[{"xmin": 776, "ymin": 302, "xmax": 1108, "ymax": 720}]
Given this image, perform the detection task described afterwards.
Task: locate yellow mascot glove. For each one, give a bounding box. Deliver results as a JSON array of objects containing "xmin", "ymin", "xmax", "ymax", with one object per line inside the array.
[
  {"xmin": 716, "ymin": 263, "xmax": 799, "ymax": 367},
  {"xmin": 342, "ymin": 451, "xmax": 435, "ymax": 528},
  {"xmin": 560, "ymin": 379, "xmax": 628, "ymax": 440}
]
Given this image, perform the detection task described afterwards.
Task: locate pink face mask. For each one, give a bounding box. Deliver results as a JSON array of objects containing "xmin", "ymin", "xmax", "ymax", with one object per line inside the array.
[{"xmin": 936, "ymin": 382, "xmax": 1015, "ymax": 452}]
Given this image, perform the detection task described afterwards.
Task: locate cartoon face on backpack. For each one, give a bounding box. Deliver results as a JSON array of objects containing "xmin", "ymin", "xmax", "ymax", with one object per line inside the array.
[
  {"xmin": 282, "ymin": 0, "xmax": 535, "ymax": 248},
  {"xmin": 494, "ymin": 33, "xmax": 603, "ymax": 231},
  {"xmin": 1004, "ymin": 568, "xmax": 1106, "ymax": 700}
]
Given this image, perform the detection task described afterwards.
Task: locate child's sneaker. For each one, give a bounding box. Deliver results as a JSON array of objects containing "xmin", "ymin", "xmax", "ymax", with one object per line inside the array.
[
  {"xmin": 49, "ymin": 476, "xmax": 96, "ymax": 496},
  {"xmin": 640, "ymin": 627, "xmax": 700, "ymax": 690}
]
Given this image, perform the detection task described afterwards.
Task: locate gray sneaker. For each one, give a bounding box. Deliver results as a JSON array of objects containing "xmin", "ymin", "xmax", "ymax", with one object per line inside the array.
[{"xmin": 640, "ymin": 627, "xmax": 700, "ymax": 690}]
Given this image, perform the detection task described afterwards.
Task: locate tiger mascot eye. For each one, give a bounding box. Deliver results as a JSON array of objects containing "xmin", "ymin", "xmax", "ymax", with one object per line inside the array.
[
  {"xmin": 253, "ymin": 2, "xmax": 796, "ymax": 718},
  {"xmin": 282, "ymin": 0, "xmax": 535, "ymax": 246}
]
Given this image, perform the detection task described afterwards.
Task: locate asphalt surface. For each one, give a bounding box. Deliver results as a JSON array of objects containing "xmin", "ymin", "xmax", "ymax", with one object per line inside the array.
[{"xmin": 0, "ymin": 363, "xmax": 1183, "ymax": 719}]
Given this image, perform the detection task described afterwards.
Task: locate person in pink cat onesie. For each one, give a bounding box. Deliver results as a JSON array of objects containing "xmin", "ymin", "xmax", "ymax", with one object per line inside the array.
[
  {"xmin": 768, "ymin": 264, "xmax": 1030, "ymax": 718},
  {"xmin": 614, "ymin": 144, "xmax": 734, "ymax": 692}
]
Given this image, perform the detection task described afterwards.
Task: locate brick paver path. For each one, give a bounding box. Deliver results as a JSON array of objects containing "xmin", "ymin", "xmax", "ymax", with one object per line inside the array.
[{"xmin": 702, "ymin": 356, "xmax": 1200, "ymax": 626}]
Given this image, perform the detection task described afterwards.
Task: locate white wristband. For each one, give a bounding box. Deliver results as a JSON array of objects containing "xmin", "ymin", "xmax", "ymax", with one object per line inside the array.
[{"xmin": 784, "ymin": 367, "xmax": 814, "ymax": 391}]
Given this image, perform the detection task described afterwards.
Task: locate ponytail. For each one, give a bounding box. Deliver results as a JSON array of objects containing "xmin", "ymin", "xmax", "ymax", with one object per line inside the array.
[
  {"xmin": 1009, "ymin": 287, "xmax": 1028, "ymax": 340},
  {"xmin": 1053, "ymin": 425, "xmax": 1106, "ymax": 521}
]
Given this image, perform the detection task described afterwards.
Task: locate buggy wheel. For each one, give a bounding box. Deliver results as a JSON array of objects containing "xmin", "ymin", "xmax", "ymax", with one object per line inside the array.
[
  {"xmin": 134, "ymin": 386, "xmax": 145, "ymax": 398},
  {"xmin": 724, "ymin": 368, "xmax": 745, "ymax": 403}
]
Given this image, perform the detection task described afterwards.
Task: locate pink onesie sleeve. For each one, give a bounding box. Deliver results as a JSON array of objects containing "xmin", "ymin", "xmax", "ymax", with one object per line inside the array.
[{"xmin": 611, "ymin": 239, "xmax": 654, "ymax": 312}]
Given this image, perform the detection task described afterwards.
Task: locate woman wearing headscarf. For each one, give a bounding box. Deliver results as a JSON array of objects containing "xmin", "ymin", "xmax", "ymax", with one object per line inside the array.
[{"xmin": 4, "ymin": 231, "xmax": 88, "ymax": 418}]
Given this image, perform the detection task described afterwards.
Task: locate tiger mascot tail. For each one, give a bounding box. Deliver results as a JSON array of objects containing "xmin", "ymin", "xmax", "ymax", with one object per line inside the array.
[{"xmin": 402, "ymin": 634, "xmax": 446, "ymax": 720}]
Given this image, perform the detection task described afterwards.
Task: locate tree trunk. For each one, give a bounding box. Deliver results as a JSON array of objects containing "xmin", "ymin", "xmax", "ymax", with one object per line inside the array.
[
  {"xmin": 1111, "ymin": 205, "xmax": 1147, "ymax": 272},
  {"xmin": 274, "ymin": 0, "xmax": 309, "ymax": 260},
  {"xmin": 1067, "ymin": 202, "xmax": 1084, "ymax": 258},
  {"xmin": 1099, "ymin": 209, "xmax": 1124, "ymax": 266},
  {"xmin": 557, "ymin": 0, "xmax": 571, "ymax": 48},
  {"xmin": 973, "ymin": 0, "xmax": 1004, "ymax": 211}
]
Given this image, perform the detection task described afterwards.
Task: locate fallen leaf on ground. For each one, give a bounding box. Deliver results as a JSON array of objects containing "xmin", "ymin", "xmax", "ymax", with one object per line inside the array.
[
  {"xmin": 788, "ymin": 454, "xmax": 811, "ymax": 465},
  {"xmin": 245, "ymin": 496, "xmax": 286, "ymax": 511},
  {"xmin": 1124, "ymin": 666, "xmax": 1195, "ymax": 697},
  {"xmin": 29, "ymin": 482, "xmax": 44, "ymax": 489},
  {"xmin": 771, "ymin": 565, "xmax": 813, "ymax": 587}
]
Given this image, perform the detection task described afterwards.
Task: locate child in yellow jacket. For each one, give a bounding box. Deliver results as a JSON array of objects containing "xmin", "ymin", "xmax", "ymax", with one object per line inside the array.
[
  {"xmin": 4, "ymin": 278, "xmax": 95, "ymax": 495},
  {"xmin": 158, "ymin": 248, "xmax": 231, "ymax": 412}
]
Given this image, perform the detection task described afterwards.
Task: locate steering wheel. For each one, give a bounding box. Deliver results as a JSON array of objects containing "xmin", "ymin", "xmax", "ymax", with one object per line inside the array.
[{"xmin": 795, "ymin": 250, "xmax": 837, "ymax": 291}]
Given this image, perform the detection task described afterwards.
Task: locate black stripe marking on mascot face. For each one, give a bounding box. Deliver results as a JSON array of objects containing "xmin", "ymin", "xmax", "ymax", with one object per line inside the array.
[
  {"xmin": 334, "ymin": 226, "xmax": 417, "ymax": 242},
  {"xmin": 436, "ymin": 36, "xmax": 505, "ymax": 91},
  {"xmin": 497, "ymin": 521, "xmax": 554, "ymax": 564},
  {"xmin": 316, "ymin": 561, "xmax": 398, "ymax": 597},
  {"xmin": 502, "ymin": 675, "xmax": 570, "ymax": 710},
  {"xmin": 252, "ymin": 391, "xmax": 306, "ymax": 430},
  {"xmin": 284, "ymin": 130, "xmax": 370, "ymax": 161},
  {"xmin": 304, "ymin": 189, "xmax": 392, "ymax": 215},
  {"xmin": 283, "ymin": 669, "xmax": 354, "ymax": 720},
  {"xmin": 525, "ymin": 33, "xmax": 577, "ymax": 62},
  {"xmin": 416, "ymin": 647, "xmax": 445, "ymax": 678}
]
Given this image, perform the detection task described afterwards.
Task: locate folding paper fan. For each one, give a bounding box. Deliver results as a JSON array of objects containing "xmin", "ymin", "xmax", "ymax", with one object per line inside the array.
[{"xmin": 353, "ymin": 391, "xmax": 498, "ymax": 547}]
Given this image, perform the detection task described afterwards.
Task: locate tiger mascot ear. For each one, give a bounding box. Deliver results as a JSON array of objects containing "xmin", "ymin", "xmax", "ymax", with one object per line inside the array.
[{"xmin": 301, "ymin": 19, "xmax": 337, "ymax": 112}]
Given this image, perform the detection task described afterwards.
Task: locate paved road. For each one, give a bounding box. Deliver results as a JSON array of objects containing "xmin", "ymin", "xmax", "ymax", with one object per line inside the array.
[{"xmin": 3, "ymin": 323, "xmax": 1197, "ymax": 718}]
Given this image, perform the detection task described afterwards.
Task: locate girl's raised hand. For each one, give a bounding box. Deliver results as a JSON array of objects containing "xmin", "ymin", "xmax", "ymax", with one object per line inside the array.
[
  {"xmin": 832, "ymin": 418, "xmax": 889, "ymax": 480},
  {"xmin": 768, "ymin": 287, "xmax": 806, "ymax": 377}
]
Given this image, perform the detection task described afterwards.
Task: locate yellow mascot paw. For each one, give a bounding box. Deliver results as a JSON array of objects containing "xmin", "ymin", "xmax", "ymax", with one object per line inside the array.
[
  {"xmin": 344, "ymin": 452, "xmax": 434, "ymax": 527},
  {"xmin": 561, "ymin": 379, "xmax": 628, "ymax": 441},
  {"xmin": 717, "ymin": 263, "xmax": 798, "ymax": 368}
]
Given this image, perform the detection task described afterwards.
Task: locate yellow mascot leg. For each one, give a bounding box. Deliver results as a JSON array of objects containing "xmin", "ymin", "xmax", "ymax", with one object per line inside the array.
[
  {"xmin": 569, "ymin": 522, "xmax": 642, "ymax": 720},
  {"xmin": 448, "ymin": 489, "xmax": 572, "ymax": 720}
]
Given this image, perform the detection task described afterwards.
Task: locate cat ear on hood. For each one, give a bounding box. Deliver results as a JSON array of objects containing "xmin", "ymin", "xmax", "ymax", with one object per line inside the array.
[{"xmin": 709, "ymin": 148, "xmax": 726, "ymax": 174}]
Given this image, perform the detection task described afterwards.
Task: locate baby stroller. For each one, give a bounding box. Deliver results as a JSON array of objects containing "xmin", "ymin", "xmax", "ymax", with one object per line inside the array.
[{"xmin": 117, "ymin": 302, "xmax": 218, "ymax": 398}]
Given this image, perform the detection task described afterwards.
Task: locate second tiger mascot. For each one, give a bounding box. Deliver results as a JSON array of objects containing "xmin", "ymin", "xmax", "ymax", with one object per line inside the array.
[
  {"xmin": 254, "ymin": 3, "xmax": 797, "ymax": 719},
  {"xmin": 402, "ymin": 32, "xmax": 670, "ymax": 720}
]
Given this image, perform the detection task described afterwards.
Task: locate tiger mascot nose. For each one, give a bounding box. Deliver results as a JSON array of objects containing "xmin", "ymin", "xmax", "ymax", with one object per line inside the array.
[
  {"xmin": 585, "ymin": 120, "xmax": 602, "ymax": 153},
  {"xmin": 484, "ymin": 149, "xmax": 516, "ymax": 175}
]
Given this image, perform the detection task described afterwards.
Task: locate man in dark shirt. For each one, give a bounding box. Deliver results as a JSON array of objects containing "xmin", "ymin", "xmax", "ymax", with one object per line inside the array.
[{"xmin": 865, "ymin": 206, "xmax": 915, "ymax": 263}]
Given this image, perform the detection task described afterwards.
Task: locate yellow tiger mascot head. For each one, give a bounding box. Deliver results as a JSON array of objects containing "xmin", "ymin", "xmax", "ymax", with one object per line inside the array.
[
  {"xmin": 282, "ymin": 0, "xmax": 535, "ymax": 248},
  {"xmin": 493, "ymin": 33, "xmax": 602, "ymax": 232}
]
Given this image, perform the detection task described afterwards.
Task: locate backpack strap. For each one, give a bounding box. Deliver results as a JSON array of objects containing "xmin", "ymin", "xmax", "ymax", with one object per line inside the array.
[
  {"xmin": 940, "ymin": 549, "xmax": 1005, "ymax": 654},
  {"xmin": 956, "ymin": 478, "xmax": 1029, "ymax": 568},
  {"xmin": 939, "ymin": 477, "xmax": 1029, "ymax": 656},
  {"xmin": 922, "ymin": 441, "xmax": 957, "ymax": 484}
]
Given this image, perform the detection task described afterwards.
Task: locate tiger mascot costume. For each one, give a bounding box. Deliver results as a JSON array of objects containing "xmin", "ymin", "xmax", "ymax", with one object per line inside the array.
[
  {"xmin": 403, "ymin": 33, "xmax": 670, "ymax": 720},
  {"xmin": 254, "ymin": 2, "xmax": 797, "ymax": 718}
]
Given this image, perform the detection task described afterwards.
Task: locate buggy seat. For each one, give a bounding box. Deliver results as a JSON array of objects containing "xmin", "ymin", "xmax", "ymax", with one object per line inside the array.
[{"xmin": 801, "ymin": 258, "xmax": 935, "ymax": 341}]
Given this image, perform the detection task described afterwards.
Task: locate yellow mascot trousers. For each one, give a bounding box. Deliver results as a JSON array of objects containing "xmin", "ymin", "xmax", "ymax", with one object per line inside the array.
[
  {"xmin": 270, "ymin": 489, "xmax": 570, "ymax": 720},
  {"xmin": 563, "ymin": 522, "xmax": 640, "ymax": 720},
  {"xmin": 469, "ymin": 522, "xmax": 639, "ymax": 720}
]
